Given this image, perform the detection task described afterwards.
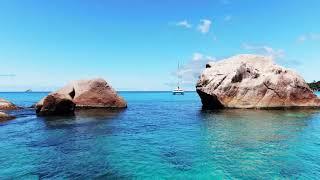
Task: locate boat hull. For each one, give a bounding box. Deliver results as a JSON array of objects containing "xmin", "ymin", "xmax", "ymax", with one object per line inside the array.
[{"xmin": 172, "ymin": 91, "xmax": 184, "ymax": 95}]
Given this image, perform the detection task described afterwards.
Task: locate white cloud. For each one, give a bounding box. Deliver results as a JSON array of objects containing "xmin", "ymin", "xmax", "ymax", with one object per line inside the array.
[
  {"xmin": 242, "ymin": 43, "xmax": 285, "ymax": 59},
  {"xmin": 241, "ymin": 43, "xmax": 301, "ymax": 67},
  {"xmin": 224, "ymin": 15, "xmax": 232, "ymax": 22},
  {"xmin": 297, "ymin": 35, "xmax": 307, "ymax": 42},
  {"xmin": 310, "ymin": 33, "xmax": 320, "ymax": 40},
  {"xmin": 170, "ymin": 53, "xmax": 216, "ymax": 86},
  {"xmin": 192, "ymin": 52, "xmax": 203, "ymax": 61},
  {"xmin": 171, "ymin": 19, "xmax": 213, "ymax": 35},
  {"xmin": 297, "ymin": 33, "xmax": 320, "ymax": 42},
  {"xmin": 197, "ymin": 19, "xmax": 212, "ymax": 34},
  {"xmin": 206, "ymin": 56, "xmax": 216, "ymax": 61},
  {"xmin": 175, "ymin": 20, "xmax": 192, "ymax": 28}
]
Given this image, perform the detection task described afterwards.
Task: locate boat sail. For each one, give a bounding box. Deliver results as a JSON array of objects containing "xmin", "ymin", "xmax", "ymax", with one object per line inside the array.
[{"xmin": 172, "ymin": 62, "xmax": 184, "ymax": 95}]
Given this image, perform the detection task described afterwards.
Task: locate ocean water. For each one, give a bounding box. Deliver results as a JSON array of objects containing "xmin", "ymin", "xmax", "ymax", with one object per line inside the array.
[{"xmin": 1, "ymin": 92, "xmax": 320, "ymax": 179}]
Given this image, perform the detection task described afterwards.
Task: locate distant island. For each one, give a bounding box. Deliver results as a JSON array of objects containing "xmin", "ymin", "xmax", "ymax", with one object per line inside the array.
[
  {"xmin": 308, "ymin": 81, "xmax": 320, "ymax": 91},
  {"xmin": 25, "ymin": 89, "xmax": 32, "ymax": 93}
]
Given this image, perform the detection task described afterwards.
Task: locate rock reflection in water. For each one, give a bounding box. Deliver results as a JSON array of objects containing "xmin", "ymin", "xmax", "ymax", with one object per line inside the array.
[
  {"xmin": 75, "ymin": 108, "xmax": 125, "ymax": 119},
  {"xmin": 39, "ymin": 109, "xmax": 125, "ymax": 128},
  {"xmin": 198, "ymin": 109, "xmax": 320, "ymax": 179}
]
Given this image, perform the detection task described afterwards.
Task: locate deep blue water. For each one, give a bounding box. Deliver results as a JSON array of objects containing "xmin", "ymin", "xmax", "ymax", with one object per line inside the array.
[{"xmin": 1, "ymin": 92, "xmax": 320, "ymax": 179}]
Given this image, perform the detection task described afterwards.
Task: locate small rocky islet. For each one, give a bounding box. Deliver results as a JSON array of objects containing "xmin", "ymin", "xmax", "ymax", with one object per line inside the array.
[
  {"xmin": 0, "ymin": 98, "xmax": 18, "ymax": 121},
  {"xmin": 36, "ymin": 78, "xmax": 127, "ymax": 116},
  {"xmin": 0, "ymin": 98, "xmax": 18, "ymax": 110},
  {"xmin": 196, "ymin": 54, "xmax": 320, "ymax": 109},
  {"xmin": 0, "ymin": 112, "xmax": 15, "ymax": 121}
]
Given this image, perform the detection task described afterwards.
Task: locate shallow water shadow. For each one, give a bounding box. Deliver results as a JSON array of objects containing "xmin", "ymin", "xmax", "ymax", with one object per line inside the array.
[
  {"xmin": 38, "ymin": 115, "xmax": 77, "ymax": 128},
  {"xmin": 199, "ymin": 108, "xmax": 320, "ymax": 119},
  {"xmin": 39, "ymin": 109, "xmax": 125, "ymax": 129},
  {"xmin": 198, "ymin": 108, "xmax": 320, "ymax": 141},
  {"xmin": 197, "ymin": 108, "xmax": 320, "ymax": 179},
  {"xmin": 94, "ymin": 168, "xmax": 132, "ymax": 180},
  {"xmin": 0, "ymin": 108, "xmax": 35, "ymax": 124},
  {"xmin": 161, "ymin": 147, "xmax": 193, "ymax": 172},
  {"xmin": 198, "ymin": 108, "xmax": 320, "ymax": 152},
  {"xmin": 75, "ymin": 108, "xmax": 126, "ymax": 120},
  {"xmin": 14, "ymin": 173, "xmax": 39, "ymax": 180}
]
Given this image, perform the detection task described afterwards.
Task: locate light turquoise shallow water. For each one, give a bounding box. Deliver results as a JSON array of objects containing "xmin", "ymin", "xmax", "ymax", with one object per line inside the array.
[{"xmin": 0, "ymin": 92, "xmax": 320, "ymax": 179}]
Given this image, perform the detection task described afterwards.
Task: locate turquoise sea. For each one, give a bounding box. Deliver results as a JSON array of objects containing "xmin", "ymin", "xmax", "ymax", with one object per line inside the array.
[{"xmin": 1, "ymin": 92, "xmax": 320, "ymax": 179}]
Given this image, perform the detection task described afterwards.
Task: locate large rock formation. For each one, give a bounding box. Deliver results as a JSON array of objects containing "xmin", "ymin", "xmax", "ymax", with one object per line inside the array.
[
  {"xmin": 0, "ymin": 98, "xmax": 18, "ymax": 110},
  {"xmin": 196, "ymin": 54, "xmax": 320, "ymax": 109},
  {"xmin": 0, "ymin": 112, "xmax": 15, "ymax": 121},
  {"xmin": 36, "ymin": 78, "xmax": 127, "ymax": 116}
]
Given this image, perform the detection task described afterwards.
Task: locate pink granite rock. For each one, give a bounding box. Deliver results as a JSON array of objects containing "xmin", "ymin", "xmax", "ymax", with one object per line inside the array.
[
  {"xmin": 196, "ymin": 54, "xmax": 320, "ymax": 109},
  {"xmin": 36, "ymin": 78, "xmax": 127, "ymax": 116},
  {"xmin": 0, "ymin": 112, "xmax": 15, "ymax": 121},
  {"xmin": 0, "ymin": 98, "xmax": 18, "ymax": 110}
]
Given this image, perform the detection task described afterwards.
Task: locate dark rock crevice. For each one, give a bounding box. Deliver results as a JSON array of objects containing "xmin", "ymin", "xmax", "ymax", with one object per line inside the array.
[
  {"xmin": 213, "ymin": 75, "xmax": 227, "ymax": 91},
  {"xmin": 69, "ymin": 88, "xmax": 76, "ymax": 99},
  {"xmin": 263, "ymin": 82, "xmax": 282, "ymax": 98},
  {"xmin": 36, "ymin": 94, "xmax": 75, "ymax": 116},
  {"xmin": 196, "ymin": 89, "xmax": 224, "ymax": 109}
]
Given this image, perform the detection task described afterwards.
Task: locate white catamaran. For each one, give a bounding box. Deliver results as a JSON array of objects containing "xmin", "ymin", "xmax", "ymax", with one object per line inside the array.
[{"xmin": 172, "ymin": 62, "xmax": 184, "ymax": 95}]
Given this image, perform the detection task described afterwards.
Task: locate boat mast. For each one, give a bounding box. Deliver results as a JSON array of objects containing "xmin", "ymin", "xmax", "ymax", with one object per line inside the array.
[{"xmin": 177, "ymin": 62, "xmax": 180, "ymax": 89}]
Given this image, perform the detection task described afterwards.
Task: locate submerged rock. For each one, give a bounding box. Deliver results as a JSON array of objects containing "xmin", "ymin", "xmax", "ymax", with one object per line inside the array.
[
  {"xmin": 36, "ymin": 78, "xmax": 127, "ymax": 116},
  {"xmin": 0, "ymin": 98, "xmax": 18, "ymax": 110},
  {"xmin": 0, "ymin": 112, "xmax": 15, "ymax": 121},
  {"xmin": 196, "ymin": 54, "xmax": 320, "ymax": 109}
]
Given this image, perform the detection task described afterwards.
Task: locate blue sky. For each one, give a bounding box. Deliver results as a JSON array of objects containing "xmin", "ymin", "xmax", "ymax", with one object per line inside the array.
[{"xmin": 0, "ymin": 0, "xmax": 319, "ymax": 91}]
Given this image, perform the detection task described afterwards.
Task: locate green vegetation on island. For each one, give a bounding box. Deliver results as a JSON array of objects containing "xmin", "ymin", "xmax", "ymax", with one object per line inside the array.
[{"xmin": 308, "ymin": 81, "xmax": 320, "ymax": 91}]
